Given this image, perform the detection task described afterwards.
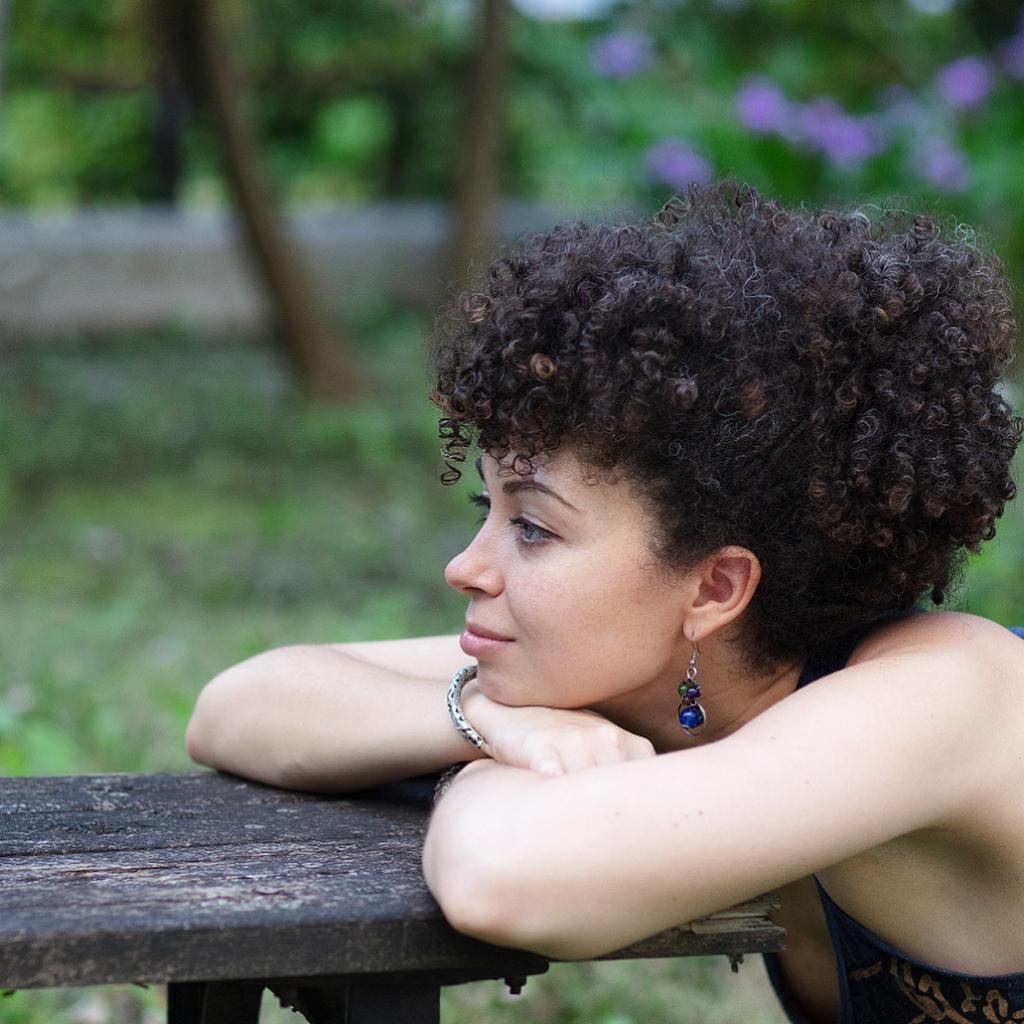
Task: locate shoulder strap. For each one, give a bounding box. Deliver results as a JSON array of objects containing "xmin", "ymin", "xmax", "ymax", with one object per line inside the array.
[{"xmin": 796, "ymin": 605, "xmax": 926, "ymax": 690}]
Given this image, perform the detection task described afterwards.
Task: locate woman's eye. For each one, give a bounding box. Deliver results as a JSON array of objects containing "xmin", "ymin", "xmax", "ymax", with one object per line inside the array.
[
  {"xmin": 466, "ymin": 492, "xmax": 553, "ymax": 546},
  {"xmin": 514, "ymin": 518, "xmax": 550, "ymax": 544}
]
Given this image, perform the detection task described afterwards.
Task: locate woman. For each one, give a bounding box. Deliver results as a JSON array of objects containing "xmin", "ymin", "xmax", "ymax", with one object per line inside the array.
[{"xmin": 187, "ymin": 181, "xmax": 1024, "ymax": 1024}]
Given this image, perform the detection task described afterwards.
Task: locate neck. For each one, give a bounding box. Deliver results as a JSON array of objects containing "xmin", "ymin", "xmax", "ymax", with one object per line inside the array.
[{"xmin": 590, "ymin": 643, "xmax": 805, "ymax": 754}]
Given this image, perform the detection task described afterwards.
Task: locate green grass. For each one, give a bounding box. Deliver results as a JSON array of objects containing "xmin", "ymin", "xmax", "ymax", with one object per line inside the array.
[{"xmin": 0, "ymin": 321, "xmax": 1020, "ymax": 1023}]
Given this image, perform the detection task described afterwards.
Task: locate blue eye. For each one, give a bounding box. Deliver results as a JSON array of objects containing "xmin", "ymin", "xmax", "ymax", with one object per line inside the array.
[
  {"xmin": 514, "ymin": 519, "xmax": 550, "ymax": 544},
  {"xmin": 466, "ymin": 492, "xmax": 553, "ymax": 547}
]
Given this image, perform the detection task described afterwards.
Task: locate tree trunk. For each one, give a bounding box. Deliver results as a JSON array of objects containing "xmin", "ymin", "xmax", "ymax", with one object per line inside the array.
[
  {"xmin": 0, "ymin": 0, "xmax": 10, "ymax": 110},
  {"xmin": 448, "ymin": 0, "xmax": 509, "ymax": 297},
  {"xmin": 181, "ymin": 0, "xmax": 365, "ymax": 401},
  {"xmin": 382, "ymin": 84, "xmax": 416, "ymax": 198},
  {"xmin": 148, "ymin": 38, "xmax": 187, "ymax": 205}
]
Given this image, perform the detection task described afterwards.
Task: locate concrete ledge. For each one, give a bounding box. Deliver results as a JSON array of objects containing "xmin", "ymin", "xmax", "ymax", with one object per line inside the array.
[{"xmin": 0, "ymin": 201, "xmax": 600, "ymax": 337}]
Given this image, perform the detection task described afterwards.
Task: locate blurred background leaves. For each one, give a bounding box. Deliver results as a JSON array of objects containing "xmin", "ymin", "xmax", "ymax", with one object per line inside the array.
[{"xmin": 0, "ymin": 0, "xmax": 1022, "ymax": 1021}]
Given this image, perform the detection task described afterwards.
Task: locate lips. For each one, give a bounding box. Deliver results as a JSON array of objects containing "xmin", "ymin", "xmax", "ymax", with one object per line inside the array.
[{"xmin": 466, "ymin": 621, "xmax": 514, "ymax": 641}]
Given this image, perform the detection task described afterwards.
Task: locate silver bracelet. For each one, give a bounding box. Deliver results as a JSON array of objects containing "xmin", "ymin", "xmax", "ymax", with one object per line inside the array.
[
  {"xmin": 447, "ymin": 664, "xmax": 490, "ymax": 753},
  {"xmin": 432, "ymin": 761, "xmax": 470, "ymax": 803}
]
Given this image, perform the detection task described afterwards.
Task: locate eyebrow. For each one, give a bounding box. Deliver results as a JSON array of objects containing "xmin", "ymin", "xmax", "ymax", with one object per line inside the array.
[{"xmin": 475, "ymin": 455, "xmax": 580, "ymax": 514}]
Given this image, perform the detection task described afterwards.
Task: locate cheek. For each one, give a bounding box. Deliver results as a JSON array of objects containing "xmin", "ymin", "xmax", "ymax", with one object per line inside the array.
[
  {"xmin": 509, "ymin": 558, "xmax": 666, "ymax": 695},
  {"xmin": 507, "ymin": 560, "xmax": 594, "ymax": 632}
]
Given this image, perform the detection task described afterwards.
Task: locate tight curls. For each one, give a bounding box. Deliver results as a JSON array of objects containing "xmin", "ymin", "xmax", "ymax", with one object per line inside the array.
[{"xmin": 430, "ymin": 180, "xmax": 1023, "ymax": 676}]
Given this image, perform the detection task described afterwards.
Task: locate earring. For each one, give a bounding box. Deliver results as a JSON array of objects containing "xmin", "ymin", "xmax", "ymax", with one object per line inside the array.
[{"xmin": 677, "ymin": 642, "xmax": 707, "ymax": 736}]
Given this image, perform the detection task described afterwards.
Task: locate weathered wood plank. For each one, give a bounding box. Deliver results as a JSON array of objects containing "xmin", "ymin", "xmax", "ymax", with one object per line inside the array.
[
  {"xmin": 0, "ymin": 841, "xmax": 433, "ymax": 926},
  {"xmin": 0, "ymin": 772, "xmax": 784, "ymax": 991},
  {"xmin": 0, "ymin": 798, "xmax": 428, "ymax": 857},
  {"xmin": 0, "ymin": 914, "xmax": 552, "ymax": 990},
  {"xmin": 0, "ymin": 772, "xmax": 436, "ymax": 819},
  {"xmin": 0, "ymin": 773, "xmax": 436, "ymax": 859}
]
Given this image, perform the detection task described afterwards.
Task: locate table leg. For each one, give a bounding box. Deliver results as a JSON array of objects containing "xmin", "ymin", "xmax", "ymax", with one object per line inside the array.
[
  {"xmin": 166, "ymin": 980, "xmax": 263, "ymax": 1024},
  {"xmin": 167, "ymin": 982, "xmax": 205, "ymax": 1023},
  {"xmin": 346, "ymin": 984, "xmax": 439, "ymax": 1024},
  {"xmin": 267, "ymin": 982, "xmax": 439, "ymax": 1024}
]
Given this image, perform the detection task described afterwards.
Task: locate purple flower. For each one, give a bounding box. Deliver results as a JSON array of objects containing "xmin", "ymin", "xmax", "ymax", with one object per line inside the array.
[
  {"xmin": 915, "ymin": 140, "xmax": 972, "ymax": 192},
  {"xmin": 589, "ymin": 30, "xmax": 654, "ymax": 79},
  {"xmin": 998, "ymin": 34, "xmax": 1024, "ymax": 79},
  {"xmin": 644, "ymin": 140, "xmax": 713, "ymax": 190},
  {"xmin": 735, "ymin": 76, "xmax": 792, "ymax": 134},
  {"xmin": 935, "ymin": 56, "xmax": 994, "ymax": 110},
  {"xmin": 793, "ymin": 97, "xmax": 886, "ymax": 169}
]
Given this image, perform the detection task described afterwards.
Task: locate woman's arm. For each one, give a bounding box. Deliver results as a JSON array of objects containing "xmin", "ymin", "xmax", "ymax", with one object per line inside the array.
[
  {"xmin": 187, "ymin": 633, "xmax": 658, "ymax": 791},
  {"xmin": 186, "ymin": 635, "xmax": 487, "ymax": 792},
  {"xmin": 424, "ymin": 626, "xmax": 1016, "ymax": 960}
]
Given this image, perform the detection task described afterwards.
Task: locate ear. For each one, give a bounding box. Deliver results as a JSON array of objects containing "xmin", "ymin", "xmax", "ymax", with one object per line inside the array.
[{"xmin": 686, "ymin": 546, "xmax": 761, "ymax": 641}]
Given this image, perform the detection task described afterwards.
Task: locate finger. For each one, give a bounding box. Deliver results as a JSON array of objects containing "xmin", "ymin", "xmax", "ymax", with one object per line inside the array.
[
  {"xmin": 554, "ymin": 735, "xmax": 602, "ymax": 773},
  {"xmin": 626, "ymin": 736, "xmax": 657, "ymax": 759},
  {"xmin": 584, "ymin": 724, "xmax": 640, "ymax": 767},
  {"xmin": 593, "ymin": 741, "xmax": 632, "ymax": 766},
  {"xmin": 532, "ymin": 754, "xmax": 565, "ymax": 776},
  {"xmin": 591, "ymin": 734, "xmax": 654, "ymax": 765}
]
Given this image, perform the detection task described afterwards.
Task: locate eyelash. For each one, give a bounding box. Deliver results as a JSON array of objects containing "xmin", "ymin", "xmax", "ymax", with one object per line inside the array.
[{"xmin": 467, "ymin": 492, "xmax": 554, "ymax": 547}]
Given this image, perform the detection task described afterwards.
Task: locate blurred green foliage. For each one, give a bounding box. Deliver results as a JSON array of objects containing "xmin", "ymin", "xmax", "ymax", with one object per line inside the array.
[
  {"xmin": 3, "ymin": 0, "xmax": 1024, "ymax": 279},
  {"xmin": 0, "ymin": 316, "xmax": 1020, "ymax": 1023},
  {"xmin": 0, "ymin": 316, "xmax": 1018, "ymax": 774},
  {"xmin": 1, "ymin": 3, "xmax": 1024, "ymax": 1021},
  {"xmin": 0, "ymin": 313, "xmax": 801, "ymax": 1024}
]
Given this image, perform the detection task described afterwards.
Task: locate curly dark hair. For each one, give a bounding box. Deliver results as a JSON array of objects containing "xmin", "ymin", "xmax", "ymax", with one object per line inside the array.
[{"xmin": 429, "ymin": 180, "xmax": 1023, "ymax": 677}]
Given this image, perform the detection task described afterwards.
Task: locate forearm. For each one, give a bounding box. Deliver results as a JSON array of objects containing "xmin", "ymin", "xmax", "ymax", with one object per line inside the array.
[
  {"xmin": 423, "ymin": 760, "xmax": 553, "ymax": 950},
  {"xmin": 422, "ymin": 758, "xmax": 659, "ymax": 961},
  {"xmin": 186, "ymin": 645, "xmax": 486, "ymax": 792},
  {"xmin": 425, "ymin": 763, "xmax": 592, "ymax": 958}
]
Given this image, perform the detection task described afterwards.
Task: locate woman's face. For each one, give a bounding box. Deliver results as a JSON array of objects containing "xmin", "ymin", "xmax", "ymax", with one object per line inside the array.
[{"xmin": 444, "ymin": 445, "xmax": 693, "ymax": 709}]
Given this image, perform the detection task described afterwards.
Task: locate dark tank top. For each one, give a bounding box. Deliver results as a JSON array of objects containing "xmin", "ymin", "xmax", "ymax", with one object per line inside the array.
[{"xmin": 762, "ymin": 608, "xmax": 1024, "ymax": 1024}]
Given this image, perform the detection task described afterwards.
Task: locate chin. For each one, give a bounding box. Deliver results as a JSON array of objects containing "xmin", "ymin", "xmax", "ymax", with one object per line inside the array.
[{"xmin": 476, "ymin": 672, "xmax": 531, "ymax": 707}]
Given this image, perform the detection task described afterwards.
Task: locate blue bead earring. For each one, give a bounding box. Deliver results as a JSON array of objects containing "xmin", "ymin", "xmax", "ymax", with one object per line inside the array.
[{"xmin": 677, "ymin": 642, "xmax": 707, "ymax": 735}]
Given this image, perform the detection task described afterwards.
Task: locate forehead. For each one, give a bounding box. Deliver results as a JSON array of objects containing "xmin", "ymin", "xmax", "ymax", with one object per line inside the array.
[
  {"xmin": 477, "ymin": 448, "xmax": 638, "ymax": 519},
  {"xmin": 478, "ymin": 446, "xmax": 580, "ymax": 484}
]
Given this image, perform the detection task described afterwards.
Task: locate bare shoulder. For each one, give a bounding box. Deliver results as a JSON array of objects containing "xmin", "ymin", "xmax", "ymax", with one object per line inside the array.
[
  {"xmin": 848, "ymin": 608, "xmax": 1024, "ymax": 694},
  {"xmin": 851, "ymin": 607, "xmax": 1020, "ymax": 656},
  {"xmin": 835, "ymin": 608, "xmax": 1024, "ymax": 808},
  {"xmin": 440, "ymin": 611, "xmax": 1022, "ymax": 959},
  {"xmin": 331, "ymin": 633, "xmax": 466, "ymax": 681},
  {"xmin": 728, "ymin": 607, "xmax": 1024, "ymax": 829}
]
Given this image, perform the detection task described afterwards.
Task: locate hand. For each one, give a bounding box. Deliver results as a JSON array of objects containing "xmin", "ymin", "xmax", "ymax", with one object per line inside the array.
[{"xmin": 461, "ymin": 681, "xmax": 656, "ymax": 775}]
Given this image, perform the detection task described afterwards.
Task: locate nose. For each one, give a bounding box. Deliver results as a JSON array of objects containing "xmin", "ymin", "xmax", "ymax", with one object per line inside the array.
[{"xmin": 444, "ymin": 527, "xmax": 503, "ymax": 597}]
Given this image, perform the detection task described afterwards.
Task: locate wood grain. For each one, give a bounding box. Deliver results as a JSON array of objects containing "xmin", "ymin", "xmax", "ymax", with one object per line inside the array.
[{"xmin": 0, "ymin": 771, "xmax": 783, "ymax": 990}]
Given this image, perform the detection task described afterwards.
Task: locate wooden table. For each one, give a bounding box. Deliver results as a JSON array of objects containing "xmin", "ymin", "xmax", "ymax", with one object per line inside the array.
[{"xmin": 0, "ymin": 771, "xmax": 785, "ymax": 1023}]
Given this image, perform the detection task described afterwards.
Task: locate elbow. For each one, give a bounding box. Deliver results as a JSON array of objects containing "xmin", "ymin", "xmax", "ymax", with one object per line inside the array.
[
  {"xmin": 184, "ymin": 659, "xmax": 258, "ymax": 769},
  {"xmin": 423, "ymin": 817, "xmax": 557, "ymax": 956},
  {"xmin": 421, "ymin": 766, "xmax": 593, "ymax": 958},
  {"xmin": 432, "ymin": 872, "xmax": 508, "ymax": 945},
  {"xmin": 184, "ymin": 646, "xmax": 319, "ymax": 786},
  {"xmin": 434, "ymin": 872, "xmax": 592, "ymax": 960},
  {"xmin": 185, "ymin": 685, "xmax": 218, "ymax": 767},
  {"xmin": 429, "ymin": 857, "xmax": 532, "ymax": 952},
  {"xmin": 423, "ymin": 811, "xmax": 511, "ymax": 942},
  {"xmin": 423, "ymin": 827, "xmax": 616, "ymax": 962}
]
